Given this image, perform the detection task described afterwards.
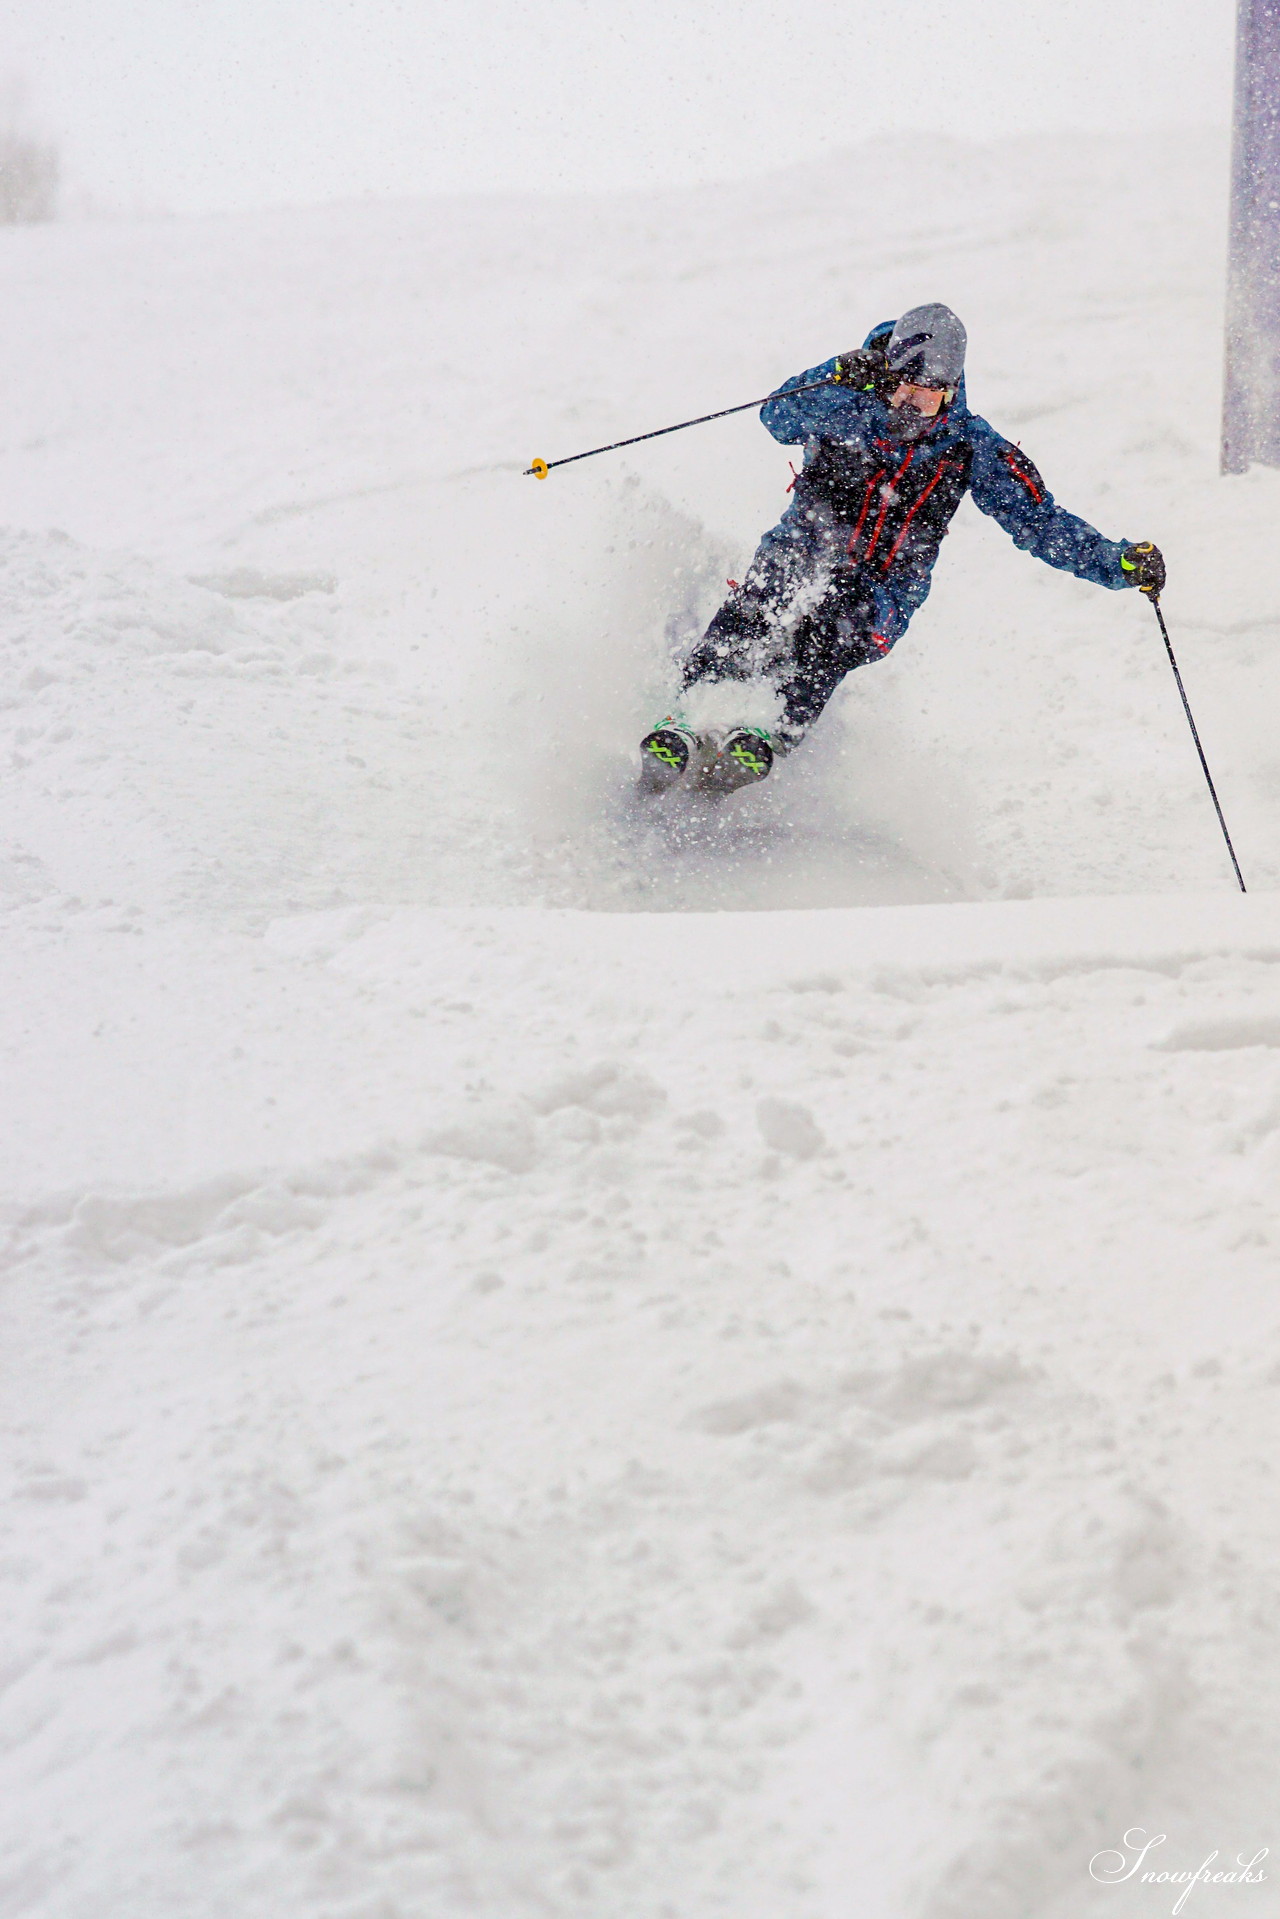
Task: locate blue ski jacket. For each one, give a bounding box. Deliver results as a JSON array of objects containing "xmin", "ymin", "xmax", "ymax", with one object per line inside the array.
[{"xmin": 756, "ymin": 320, "xmax": 1134, "ymax": 647}]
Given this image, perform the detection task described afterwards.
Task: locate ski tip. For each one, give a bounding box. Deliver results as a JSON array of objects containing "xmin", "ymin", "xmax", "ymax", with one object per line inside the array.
[{"xmin": 527, "ymin": 457, "xmax": 549, "ymax": 479}]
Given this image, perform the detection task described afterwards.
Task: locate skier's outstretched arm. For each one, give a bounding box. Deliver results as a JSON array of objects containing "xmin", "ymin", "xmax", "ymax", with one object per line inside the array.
[{"xmin": 968, "ymin": 420, "xmax": 1134, "ymax": 590}]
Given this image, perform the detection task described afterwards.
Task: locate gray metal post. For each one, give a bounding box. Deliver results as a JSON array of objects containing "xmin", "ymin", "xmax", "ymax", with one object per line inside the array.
[{"xmin": 1223, "ymin": 0, "xmax": 1280, "ymax": 472}]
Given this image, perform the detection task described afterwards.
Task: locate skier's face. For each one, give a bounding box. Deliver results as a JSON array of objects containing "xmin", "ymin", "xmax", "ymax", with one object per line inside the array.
[
  {"xmin": 890, "ymin": 381, "xmax": 951, "ymax": 417},
  {"xmin": 884, "ymin": 378, "xmax": 955, "ymax": 442}
]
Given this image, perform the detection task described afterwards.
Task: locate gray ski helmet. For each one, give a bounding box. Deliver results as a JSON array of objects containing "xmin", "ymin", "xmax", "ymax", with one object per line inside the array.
[{"xmin": 885, "ymin": 303, "xmax": 967, "ymax": 389}]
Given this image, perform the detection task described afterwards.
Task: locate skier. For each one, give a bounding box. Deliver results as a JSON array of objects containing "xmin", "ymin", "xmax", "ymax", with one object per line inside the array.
[{"xmin": 639, "ymin": 303, "xmax": 1165, "ymax": 795}]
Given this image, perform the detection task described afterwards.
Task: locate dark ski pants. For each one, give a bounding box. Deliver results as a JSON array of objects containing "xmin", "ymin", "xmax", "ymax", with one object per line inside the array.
[{"xmin": 681, "ymin": 561, "xmax": 893, "ymax": 747}]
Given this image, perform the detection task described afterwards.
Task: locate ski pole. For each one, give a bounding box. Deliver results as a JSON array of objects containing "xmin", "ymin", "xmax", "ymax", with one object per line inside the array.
[
  {"xmin": 1148, "ymin": 594, "xmax": 1247, "ymax": 893},
  {"xmin": 524, "ymin": 376, "xmax": 837, "ymax": 478}
]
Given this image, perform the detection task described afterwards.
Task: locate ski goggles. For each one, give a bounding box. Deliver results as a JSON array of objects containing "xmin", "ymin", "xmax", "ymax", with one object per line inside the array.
[{"xmin": 890, "ymin": 381, "xmax": 955, "ymax": 416}]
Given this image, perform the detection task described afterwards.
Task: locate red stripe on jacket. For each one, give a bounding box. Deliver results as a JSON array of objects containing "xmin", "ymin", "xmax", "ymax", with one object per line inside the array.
[
  {"xmin": 861, "ymin": 448, "xmax": 917, "ymax": 562},
  {"xmin": 1000, "ymin": 447, "xmax": 1044, "ymax": 503},
  {"xmin": 880, "ymin": 459, "xmax": 954, "ymax": 573}
]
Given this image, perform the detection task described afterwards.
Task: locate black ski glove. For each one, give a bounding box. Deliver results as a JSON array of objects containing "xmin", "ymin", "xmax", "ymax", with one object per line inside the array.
[
  {"xmin": 832, "ymin": 347, "xmax": 895, "ymax": 402},
  {"xmin": 1121, "ymin": 541, "xmax": 1166, "ymax": 596}
]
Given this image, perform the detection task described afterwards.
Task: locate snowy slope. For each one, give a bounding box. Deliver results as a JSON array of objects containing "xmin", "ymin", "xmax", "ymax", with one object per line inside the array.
[{"xmin": 2, "ymin": 130, "xmax": 1280, "ymax": 1918}]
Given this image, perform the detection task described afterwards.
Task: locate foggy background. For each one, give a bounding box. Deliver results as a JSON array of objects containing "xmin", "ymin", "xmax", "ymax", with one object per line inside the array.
[{"xmin": 1, "ymin": 0, "xmax": 1238, "ymax": 216}]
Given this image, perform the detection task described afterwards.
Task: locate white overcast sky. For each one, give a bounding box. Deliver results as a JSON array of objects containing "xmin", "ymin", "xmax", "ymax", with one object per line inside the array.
[{"xmin": 1, "ymin": 0, "xmax": 1238, "ymax": 214}]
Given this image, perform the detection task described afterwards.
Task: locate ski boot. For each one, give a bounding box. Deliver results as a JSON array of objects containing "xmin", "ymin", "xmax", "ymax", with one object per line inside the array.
[
  {"xmin": 638, "ymin": 717, "xmax": 699, "ymax": 795},
  {"xmin": 702, "ymin": 726, "xmax": 774, "ymax": 796}
]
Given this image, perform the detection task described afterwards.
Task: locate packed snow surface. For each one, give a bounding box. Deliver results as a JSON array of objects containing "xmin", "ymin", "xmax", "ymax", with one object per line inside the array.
[{"xmin": 2, "ymin": 129, "xmax": 1279, "ymax": 1918}]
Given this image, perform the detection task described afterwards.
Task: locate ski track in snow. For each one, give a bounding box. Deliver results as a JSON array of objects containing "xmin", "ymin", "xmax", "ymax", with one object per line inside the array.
[{"xmin": 1, "ymin": 129, "xmax": 1280, "ymax": 1917}]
